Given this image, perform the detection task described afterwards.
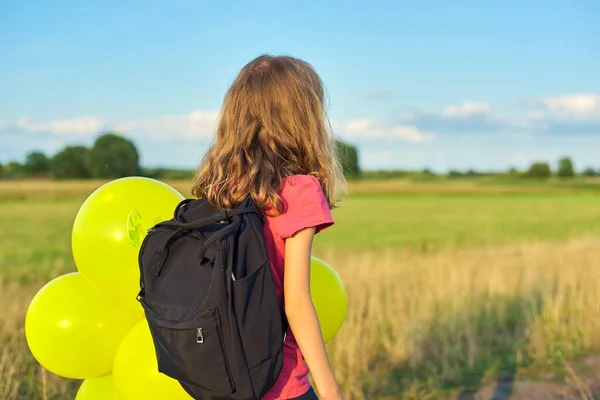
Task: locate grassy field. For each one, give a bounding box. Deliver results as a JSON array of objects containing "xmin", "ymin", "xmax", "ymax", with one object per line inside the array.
[{"xmin": 1, "ymin": 178, "xmax": 600, "ymax": 399}]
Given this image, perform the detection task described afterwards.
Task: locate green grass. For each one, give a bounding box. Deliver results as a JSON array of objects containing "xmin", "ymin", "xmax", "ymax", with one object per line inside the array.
[
  {"xmin": 0, "ymin": 201, "xmax": 77, "ymax": 283},
  {"xmin": 2, "ymin": 192, "xmax": 600, "ymax": 281},
  {"xmin": 317, "ymin": 193, "xmax": 600, "ymax": 252}
]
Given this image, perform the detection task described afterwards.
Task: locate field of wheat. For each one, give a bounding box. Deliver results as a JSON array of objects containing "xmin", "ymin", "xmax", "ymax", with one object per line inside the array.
[{"xmin": 2, "ymin": 179, "xmax": 600, "ymax": 399}]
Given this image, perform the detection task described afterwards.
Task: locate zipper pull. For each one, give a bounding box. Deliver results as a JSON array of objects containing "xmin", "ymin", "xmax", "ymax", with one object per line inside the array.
[
  {"xmin": 196, "ymin": 328, "xmax": 204, "ymax": 344},
  {"xmin": 136, "ymin": 285, "xmax": 145, "ymax": 302}
]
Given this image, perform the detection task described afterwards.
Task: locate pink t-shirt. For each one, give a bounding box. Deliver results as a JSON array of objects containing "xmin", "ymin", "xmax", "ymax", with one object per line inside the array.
[{"xmin": 261, "ymin": 174, "xmax": 334, "ymax": 400}]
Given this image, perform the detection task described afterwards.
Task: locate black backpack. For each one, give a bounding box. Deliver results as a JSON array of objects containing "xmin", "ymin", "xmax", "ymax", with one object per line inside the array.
[{"xmin": 137, "ymin": 196, "xmax": 286, "ymax": 400}]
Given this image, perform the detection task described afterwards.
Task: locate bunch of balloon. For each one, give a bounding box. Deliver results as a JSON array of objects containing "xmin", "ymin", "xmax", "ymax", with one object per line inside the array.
[
  {"xmin": 24, "ymin": 176, "xmax": 349, "ymax": 400},
  {"xmin": 24, "ymin": 177, "xmax": 190, "ymax": 399}
]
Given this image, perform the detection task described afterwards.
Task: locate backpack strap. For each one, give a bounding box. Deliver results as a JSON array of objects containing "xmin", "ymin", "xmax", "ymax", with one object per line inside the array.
[
  {"xmin": 159, "ymin": 207, "xmax": 258, "ymax": 231},
  {"xmin": 147, "ymin": 215, "xmax": 244, "ymax": 277},
  {"xmin": 173, "ymin": 198, "xmax": 195, "ymax": 219}
]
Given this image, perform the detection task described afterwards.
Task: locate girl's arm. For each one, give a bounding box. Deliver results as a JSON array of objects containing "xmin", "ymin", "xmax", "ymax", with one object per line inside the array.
[{"xmin": 283, "ymin": 226, "xmax": 343, "ymax": 400}]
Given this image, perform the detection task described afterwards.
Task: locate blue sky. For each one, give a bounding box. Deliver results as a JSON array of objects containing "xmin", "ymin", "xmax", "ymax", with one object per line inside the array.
[{"xmin": 1, "ymin": 0, "xmax": 599, "ymax": 172}]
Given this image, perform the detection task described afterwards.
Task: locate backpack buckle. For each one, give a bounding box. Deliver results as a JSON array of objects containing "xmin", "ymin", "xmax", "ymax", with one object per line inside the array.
[{"xmin": 196, "ymin": 328, "xmax": 204, "ymax": 344}]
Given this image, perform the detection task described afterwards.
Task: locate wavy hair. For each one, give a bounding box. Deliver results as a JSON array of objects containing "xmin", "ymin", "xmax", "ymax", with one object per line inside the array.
[{"xmin": 191, "ymin": 54, "xmax": 346, "ymax": 215}]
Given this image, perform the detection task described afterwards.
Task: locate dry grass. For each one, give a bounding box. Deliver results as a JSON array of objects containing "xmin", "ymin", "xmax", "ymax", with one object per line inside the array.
[
  {"xmin": 3, "ymin": 237, "xmax": 600, "ymax": 399},
  {"xmin": 0, "ymin": 278, "xmax": 78, "ymax": 400},
  {"xmin": 323, "ymin": 236, "xmax": 600, "ymax": 399}
]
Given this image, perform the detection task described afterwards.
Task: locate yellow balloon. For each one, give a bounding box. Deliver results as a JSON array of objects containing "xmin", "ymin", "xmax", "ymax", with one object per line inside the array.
[
  {"xmin": 72, "ymin": 177, "xmax": 185, "ymax": 313},
  {"xmin": 76, "ymin": 375, "xmax": 122, "ymax": 400},
  {"xmin": 310, "ymin": 257, "xmax": 348, "ymax": 343},
  {"xmin": 25, "ymin": 272, "xmax": 141, "ymax": 379},
  {"xmin": 113, "ymin": 320, "xmax": 193, "ymax": 400}
]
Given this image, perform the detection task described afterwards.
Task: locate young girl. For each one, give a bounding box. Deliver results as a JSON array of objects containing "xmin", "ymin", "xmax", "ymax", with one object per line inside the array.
[{"xmin": 191, "ymin": 55, "xmax": 346, "ymax": 400}]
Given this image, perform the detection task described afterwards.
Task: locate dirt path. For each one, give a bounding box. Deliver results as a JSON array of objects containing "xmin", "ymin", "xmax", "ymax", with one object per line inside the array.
[{"xmin": 449, "ymin": 356, "xmax": 600, "ymax": 400}]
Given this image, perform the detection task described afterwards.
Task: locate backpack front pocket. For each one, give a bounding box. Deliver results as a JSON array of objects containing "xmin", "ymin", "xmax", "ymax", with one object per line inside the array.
[
  {"xmin": 145, "ymin": 305, "xmax": 235, "ymax": 394},
  {"xmin": 233, "ymin": 260, "xmax": 285, "ymax": 369}
]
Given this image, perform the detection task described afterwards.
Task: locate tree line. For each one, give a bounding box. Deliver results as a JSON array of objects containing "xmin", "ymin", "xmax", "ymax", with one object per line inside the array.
[
  {"xmin": 0, "ymin": 131, "xmax": 597, "ymax": 181},
  {"xmin": 0, "ymin": 133, "xmax": 142, "ymax": 180},
  {"xmin": 362, "ymin": 156, "xmax": 597, "ymax": 180},
  {"xmin": 0, "ymin": 132, "xmax": 362, "ymax": 180},
  {"xmin": 460, "ymin": 157, "xmax": 595, "ymax": 179}
]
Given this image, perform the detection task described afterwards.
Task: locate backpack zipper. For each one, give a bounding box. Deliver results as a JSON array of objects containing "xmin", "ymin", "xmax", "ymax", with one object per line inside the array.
[
  {"xmin": 136, "ymin": 226, "xmax": 157, "ymax": 301},
  {"xmin": 137, "ymin": 225, "xmax": 178, "ymax": 302}
]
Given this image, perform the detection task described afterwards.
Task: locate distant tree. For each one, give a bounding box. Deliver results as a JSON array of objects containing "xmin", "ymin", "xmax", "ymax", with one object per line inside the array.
[
  {"xmin": 3, "ymin": 161, "xmax": 25, "ymax": 179},
  {"xmin": 88, "ymin": 132, "xmax": 140, "ymax": 179},
  {"xmin": 142, "ymin": 167, "xmax": 194, "ymax": 180},
  {"xmin": 448, "ymin": 169, "xmax": 463, "ymax": 178},
  {"xmin": 0, "ymin": 162, "xmax": 4, "ymax": 178},
  {"xmin": 335, "ymin": 140, "xmax": 360, "ymax": 179},
  {"xmin": 360, "ymin": 169, "xmax": 407, "ymax": 180},
  {"xmin": 411, "ymin": 168, "xmax": 436, "ymax": 181},
  {"xmin": 557, "ymin": 156, "xmax": 575, "ymax": 178},
  {"xmin": 24, "ymin": 151, "xmax": 50, "ymax": 175},
  {"xmin": 582, "ymin": 167, "xmax": 597, "ymax": 177},
  {"xmin": 507, "ymin": 167, "xmax": 520, "ymax": 177},
  {"xmin": 51, "ymin": 146, "xmax": 92, "ymax": 179},
  {"xmin": 526, "ymin": 161, "xmax": 552, "ymax": 178},
  {"xmin": 465, "ymin": 169, "xmax": 481, "ymax": 177}
]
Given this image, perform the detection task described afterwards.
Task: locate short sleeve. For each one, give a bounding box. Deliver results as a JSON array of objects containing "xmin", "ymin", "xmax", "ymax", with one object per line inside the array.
[{"xmin": 270, "ymin": 175, "xmax": 334, "ymax": 239}]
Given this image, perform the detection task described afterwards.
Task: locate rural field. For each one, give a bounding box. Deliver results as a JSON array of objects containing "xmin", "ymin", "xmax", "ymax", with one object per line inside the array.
[{"xmin": 2, "ymin": 178, "xmax": 600, "ymax": 399}]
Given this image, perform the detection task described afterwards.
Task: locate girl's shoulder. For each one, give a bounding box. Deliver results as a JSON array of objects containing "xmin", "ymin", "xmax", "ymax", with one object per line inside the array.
[
  {"xmin": 279, "ymin": 174, "xmax": 328, "ymax": 204},
  {"xmin": 282, "ymin": 174, "xmax": 318, "ymax": 184},
  {"xmin": 268, "ymin": 174, "xmax": 333, "ymax": 239},
  {"xmin": 281, "ymin": 174, "xmax": 321, "ymax": 191}
]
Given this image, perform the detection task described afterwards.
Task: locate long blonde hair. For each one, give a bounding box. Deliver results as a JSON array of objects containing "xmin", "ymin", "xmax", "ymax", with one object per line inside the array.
[{"xmin": 191, "ymin": 54, "xmax": 346, "ymax": 215}]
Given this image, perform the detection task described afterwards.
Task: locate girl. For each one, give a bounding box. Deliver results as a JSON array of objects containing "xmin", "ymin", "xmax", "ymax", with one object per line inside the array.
[{"xmin": 191, "ymin": 55, "xmax": 346, "ymax": 400}]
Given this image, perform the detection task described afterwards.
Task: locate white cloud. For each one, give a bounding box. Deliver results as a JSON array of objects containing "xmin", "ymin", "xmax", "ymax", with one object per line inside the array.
[
  {"xmin": 4, "ymin": 93, "xmax": 599, "ymax": 149},
  {"xmin": 397, "ymin": 101, "xmax": 510, "ymax": 134},
  {"xmin": 345, "ymin": 119, "xmax": 372, "ymax": 133},
  {"xmin": 441, "ymin": 101, "xmax": 491, "ymax": 118},
  {"xmin": 397, "ymin": 95, "xmax": 600, "ymax": 136},
  {"xmin": 16, "ymin": 115, "xmax": 102, "ymax": 136},
  {"xmin": 113, "ymin": 110, "xmax": 219, "ymax": 141},
  {"xmin": 527, "ymin": 93, "xmax": 600, "ymax": 135},
  {"xmin": 392, "ymin": 126, "xmax": 435, "ymax": 142},
  {"xmin": 343, "ymin": 118, "xmax": 435, "ymax": 142},
  {"xmin": 1, "ymin": 110, "xmax": 220, "ymax": 142},
  {"xmin": 539, "ymin": 94, "xmax": 600, "ymax": 118}
]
